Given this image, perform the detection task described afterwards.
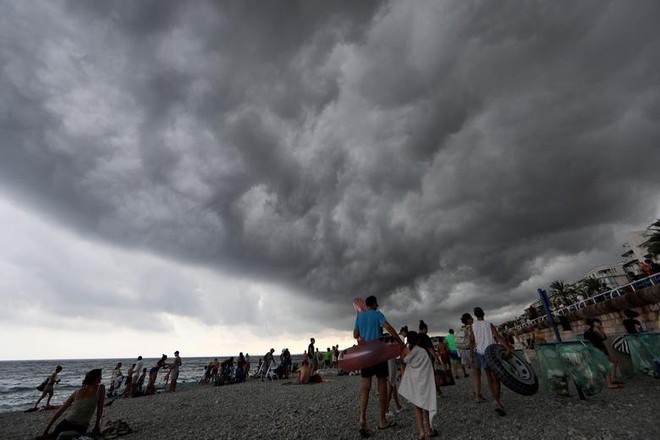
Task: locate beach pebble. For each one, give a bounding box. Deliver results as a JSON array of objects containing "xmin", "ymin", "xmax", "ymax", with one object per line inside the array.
[{"xmin": 1, "ymin": 373, "xmax": 659, "ymax": 439}]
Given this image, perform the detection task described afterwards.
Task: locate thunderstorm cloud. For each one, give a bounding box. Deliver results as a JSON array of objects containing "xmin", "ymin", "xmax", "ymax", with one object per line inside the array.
[{"xmin": 1, "ymin": 0, "xmax": 659, "ymax": 356}]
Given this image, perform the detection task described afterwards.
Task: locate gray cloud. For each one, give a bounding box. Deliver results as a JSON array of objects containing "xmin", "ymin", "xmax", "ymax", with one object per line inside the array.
[{"xmin": 2, "ymin": 0, "xmax": 660, "ymax": 334}]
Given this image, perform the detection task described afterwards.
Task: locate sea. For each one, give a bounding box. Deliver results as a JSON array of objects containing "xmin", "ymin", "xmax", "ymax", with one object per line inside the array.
[{"xmin": 0, "ymin": 355, "xmax": 306, "ymax": 414}]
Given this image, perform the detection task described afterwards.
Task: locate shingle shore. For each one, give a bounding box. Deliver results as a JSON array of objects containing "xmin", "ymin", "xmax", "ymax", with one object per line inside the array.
[{"xmin": 1, "ymin": 371, "xmax": 658, "ymax": 439}]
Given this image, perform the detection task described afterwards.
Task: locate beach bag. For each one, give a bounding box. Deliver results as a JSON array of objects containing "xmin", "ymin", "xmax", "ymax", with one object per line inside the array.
[
  {"xmin": 454, "ymin": 327, "xmax": 470, "ymax": 350},
  {"xmin": 36, "ymin": 378, "xmax": 49, "ymax": 392},
  {"xmin": 434, "ymin": 366, "xmax": 456, "ymax": 387}
]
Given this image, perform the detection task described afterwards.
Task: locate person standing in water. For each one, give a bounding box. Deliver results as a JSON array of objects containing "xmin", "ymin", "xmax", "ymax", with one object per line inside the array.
[
  {"xmin": 354, "ymin": 295, "xmax": 404, "ymax": 437},
  {"xmin": 34, "ymin": 365, "xmax": 63, "ymax": 409}
]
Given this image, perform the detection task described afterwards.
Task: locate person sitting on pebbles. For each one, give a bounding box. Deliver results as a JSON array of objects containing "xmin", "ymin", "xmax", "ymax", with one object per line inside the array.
[
  {"xmin": 40, "ymin": 369, "xmax": 104, "ymax": 439},
  {"xmin": 296, "ymin": 359, "xmax": 322, "ymax": 384}
]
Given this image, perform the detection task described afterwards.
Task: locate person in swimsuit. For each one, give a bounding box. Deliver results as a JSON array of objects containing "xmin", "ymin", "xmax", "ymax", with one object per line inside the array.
[
  {"xmin": 584, "ymin": 318, "xmax": 623, "ymax": 389},
  {"xmin": 136, "ymin": 367, "xmax": 147, "ymax": 393},
  {"xmin": 132, "ymin": 356, "xmax": 143, "ymax": 387},
  {"xmin": 34, "ymin": 365, "xmax": 63, "ymax": 409},
  {"xmin": 210, "ymin": 358, "xmax": 220, "ymax": 384},
  {"xmin": 123, "ymin": 363, "xmax": 135, "ymax": 397},
  {"xmin": 167, "ymin": 351, "xmax": 182, "ymax": 392},
  {"xmin": 108, "ymin": 362, "xmax": 123, "ymax": 397},
  {"xmin": 40, "ymin": 368, "xmax": 105, "ymax": 439},
  {"xmin": 146, "ymin": 354, "xmax": 168, "ymax": 395},
  {"xmin": 622, "ymin": 309, "xmax": 644, "ymax": 334}
]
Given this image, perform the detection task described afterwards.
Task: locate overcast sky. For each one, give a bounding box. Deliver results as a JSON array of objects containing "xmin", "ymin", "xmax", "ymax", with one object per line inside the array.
[{"xmin": 2, "ymin": 0, "xmax": 659, "ymax": 360}]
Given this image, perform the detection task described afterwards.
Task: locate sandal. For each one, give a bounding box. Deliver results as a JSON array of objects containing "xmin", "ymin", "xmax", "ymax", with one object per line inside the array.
[
  {"xmin": 494, "ymin": 407, "xmax": 506, "ymax": 416},
  {"xmin": 117, "ymin": 421, "xmax": 133, "ymax": 435}
]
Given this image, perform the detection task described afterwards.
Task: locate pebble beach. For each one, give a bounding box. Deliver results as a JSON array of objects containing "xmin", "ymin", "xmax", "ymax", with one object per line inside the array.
[{"xmin": 1, "ymin": 370, "xmax": 659, "ymax": 440}]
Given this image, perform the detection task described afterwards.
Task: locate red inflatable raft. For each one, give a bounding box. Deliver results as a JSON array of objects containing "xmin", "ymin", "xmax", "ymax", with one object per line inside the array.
[
  {"xmin": 339, "ymin": 340, "xmax": 401, "ymax": 371},
  {"xmin": 340, "ymin": 297, "xmax": 402, "ymax": 371}
]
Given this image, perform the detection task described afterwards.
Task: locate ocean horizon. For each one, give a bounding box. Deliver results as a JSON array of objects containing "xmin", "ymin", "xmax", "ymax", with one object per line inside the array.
[{"xmin": 0, "ymin": 354, "xmax": 309, "ymax": 414}]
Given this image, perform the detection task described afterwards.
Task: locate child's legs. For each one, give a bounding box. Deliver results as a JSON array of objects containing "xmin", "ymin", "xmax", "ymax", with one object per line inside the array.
[
  {"xmin": 608, "ymin": 354, "xmax": 620, "ymax": 381},
  {"xmin": 386, "ymin": 382, "xmax": 393, "ymax": 409},
  {"xmin": 423, "ymin": 409, "xmax": 431, "ymax": 432},
  {"xmin": 412, "ymin": 404, "xmax": 425, "ymax": 437},
  {"xmin": 392, "ymin": 385, "xmax": 402, "ymax": 409}
]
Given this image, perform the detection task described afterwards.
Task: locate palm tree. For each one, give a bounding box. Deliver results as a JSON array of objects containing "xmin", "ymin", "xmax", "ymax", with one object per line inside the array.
[
  {"xmin": 549, "ymin": 280, "xmax": 574, "ymax": 302},
  {"xmin": 644, "ymin": 219, "xmax": 660, "ymax": 257},
  {"xmin": 581, "ymin": 277, "xmax": 607, "ymax": 295}
]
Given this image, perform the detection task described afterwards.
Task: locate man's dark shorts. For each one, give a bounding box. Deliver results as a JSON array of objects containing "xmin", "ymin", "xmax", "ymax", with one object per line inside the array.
[{"xmin": 360, "ymin": 360, "xmax": 388, "ymax": 379}]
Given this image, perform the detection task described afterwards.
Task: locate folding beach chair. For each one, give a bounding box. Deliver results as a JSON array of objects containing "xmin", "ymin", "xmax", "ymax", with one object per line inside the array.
[{"xmin": 263, "ymin": 361, "xmax": 279, "ymax": 380}]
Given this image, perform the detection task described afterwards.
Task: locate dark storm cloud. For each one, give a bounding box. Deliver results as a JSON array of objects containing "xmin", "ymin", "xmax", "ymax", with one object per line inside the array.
[{"xmin": 2, "ymin": 0, "xmax": 660, "ymax": 330}]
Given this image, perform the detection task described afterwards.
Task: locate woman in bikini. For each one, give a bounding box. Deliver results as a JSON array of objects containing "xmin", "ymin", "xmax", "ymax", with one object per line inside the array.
[{"xmin": 40, "ymin": 369, "xmax": 105, "ymax": 439}]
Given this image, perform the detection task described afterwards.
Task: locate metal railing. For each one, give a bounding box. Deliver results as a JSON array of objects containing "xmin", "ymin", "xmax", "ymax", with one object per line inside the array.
[{"xmin": 511, "ymin": 273, "xmax": 660, "ymax": 331}]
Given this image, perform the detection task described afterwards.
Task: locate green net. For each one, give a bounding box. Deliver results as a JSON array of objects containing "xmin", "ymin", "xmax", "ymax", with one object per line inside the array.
[
  {"xmin": 556, "ymin": 344, "xmax": 607, "ymax": 396},
  {"xmin": 626, "ymin": 333, "xmax": 660, "ymax": 377},
  {"xmin": 535, "ymin": 344, "xmax": 570, "ymax": 396},
  {"xmin": 536, "ymin": 342, "xmax": 609, "ymax": 396}
]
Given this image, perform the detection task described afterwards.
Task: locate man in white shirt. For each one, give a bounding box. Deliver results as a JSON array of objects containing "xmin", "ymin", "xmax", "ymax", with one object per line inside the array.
[
  {"xmin": 469, "ymin": 307, "xmax": 510, "ymax": 416},
  {"xmin": 132, "ymin": 356, "xmax": 143, "ymax": 386}
]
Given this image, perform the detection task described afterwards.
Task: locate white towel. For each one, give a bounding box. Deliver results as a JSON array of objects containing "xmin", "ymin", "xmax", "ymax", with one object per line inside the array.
[{"xmin": 398, "ymin": 345, "xmax": 437, "ymax": 421}]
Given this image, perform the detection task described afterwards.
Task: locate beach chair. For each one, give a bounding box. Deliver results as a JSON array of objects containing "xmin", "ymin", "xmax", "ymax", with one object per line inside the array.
[{"xmin": 263, "ymin": 361, "xmax": 279, "ymax": 380}]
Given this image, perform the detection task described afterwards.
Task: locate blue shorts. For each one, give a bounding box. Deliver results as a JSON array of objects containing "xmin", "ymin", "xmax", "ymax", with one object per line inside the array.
[{"xmin": 473, "ymin": 353, "xmax": 489, "ymax": 370}]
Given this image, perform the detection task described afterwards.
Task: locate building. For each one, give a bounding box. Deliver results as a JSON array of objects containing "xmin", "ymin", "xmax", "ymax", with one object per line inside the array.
[
  {"xmin": 621, "ymin": 230, "xmax": 656, "ymax": 275},
  {"xmin": 585, "ymin": 263, "xmax": 630, "ymax": 289}
]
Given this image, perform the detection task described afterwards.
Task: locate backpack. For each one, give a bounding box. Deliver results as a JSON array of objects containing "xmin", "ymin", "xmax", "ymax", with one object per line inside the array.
[{"xmin": 454, "ymin": 326, "xmax": 470, "ymax": 349}]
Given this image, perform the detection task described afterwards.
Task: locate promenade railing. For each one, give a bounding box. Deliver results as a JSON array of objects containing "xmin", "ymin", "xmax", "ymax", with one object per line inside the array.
[{"xmin": 512, "ymin": 273, "xmax": 660, "ymax": 332}]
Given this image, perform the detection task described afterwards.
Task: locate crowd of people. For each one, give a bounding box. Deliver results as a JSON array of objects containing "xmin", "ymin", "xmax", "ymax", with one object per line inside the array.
[
  {"xmin": 32, "ymin": 289, "xmax": 651, "ymax": 440},
  {"xmin": 353, "ymin": 295, "xmax": 512, "ymax": 439},
  {"xmin": 31, "ymin": 298, "xmax": 515, "ymax": 440}
]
